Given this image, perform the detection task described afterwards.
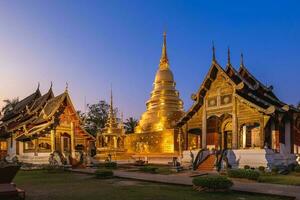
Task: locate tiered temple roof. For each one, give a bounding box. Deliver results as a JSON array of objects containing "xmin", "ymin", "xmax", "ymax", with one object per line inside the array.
[
  {"xmin": 177, "ymin": 47, "xmax": 299, "ymax": 127},
  {"xmin": 0, "ymin": 85, "xmax": 94, "ymax": 141}
]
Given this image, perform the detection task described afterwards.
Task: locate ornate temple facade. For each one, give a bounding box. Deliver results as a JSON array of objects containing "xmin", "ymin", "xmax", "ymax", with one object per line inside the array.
[
  {"xmin": 96, "ymin": 90, "xmax": 126, "ymax": 160},
  {"xmin": 177, "ymin": 48, "xmax": 300, "ymax": 167},
  {"xmin": 0, "ymin": 85, "xmax": 95, "ymax": 165},
  {"xmin": 124, "ymin": 33, "xmax": 185, "ymax": 159}
]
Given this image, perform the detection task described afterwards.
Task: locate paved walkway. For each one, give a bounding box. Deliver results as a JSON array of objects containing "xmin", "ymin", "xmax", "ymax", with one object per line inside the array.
[{"xmin": 71, "ymin": 168, "xmax": 299, "ymax": 199}]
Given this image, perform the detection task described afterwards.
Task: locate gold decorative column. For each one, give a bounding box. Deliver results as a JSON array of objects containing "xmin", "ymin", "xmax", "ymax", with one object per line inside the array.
[
  {"xmin": 70, "ymin": 122, "xmax": 76, "ymax": 157},
  {"xmin": 50, "ymin": 130, "xmax": 55, "ymax": 152},
  {"xmin": 202, "ymin": 99, "xmax": 207, "ymax": 149},
  {"xmin": 232, "ymin": 94, "xmax": 238, "ymax": 149},
  {"xmin": 260, "ymin": 116, "xmax": 265, "ymax": 148}
]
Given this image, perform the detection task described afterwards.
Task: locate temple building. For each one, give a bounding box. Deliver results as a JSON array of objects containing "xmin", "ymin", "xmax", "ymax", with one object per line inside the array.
[
  {"xmin": 96, "ymin": 90, "xmax": 126, "ymax": 160},
  {"xmin": 177, "ymin": 47, "xmax": 300, "ymax": 168},
  {"xmin": 124, "ymin": 32, "xmax": 185, "ymax": 162},
  {"xmin": 0, "ymin": 85, "xmax": 95, "ymax": 165}
]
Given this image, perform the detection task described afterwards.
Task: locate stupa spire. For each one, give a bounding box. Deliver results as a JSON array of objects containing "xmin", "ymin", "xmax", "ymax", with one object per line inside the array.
[
  {"xmin": 109, "ymin": 86, "xmax": 114, "ymax": 120},
  {"xmin": 106, "ymin": 86, "xmax": 117, "ymax": 129},
  {"xmin": 159, "ymin": 31, "xmax": 169, "ymax": 70}
]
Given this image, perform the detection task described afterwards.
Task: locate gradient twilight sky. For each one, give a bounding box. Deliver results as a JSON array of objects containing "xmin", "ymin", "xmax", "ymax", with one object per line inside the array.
[{"xmin": 0, "ymin": 1, "xmax": 300, "ymax": 119}]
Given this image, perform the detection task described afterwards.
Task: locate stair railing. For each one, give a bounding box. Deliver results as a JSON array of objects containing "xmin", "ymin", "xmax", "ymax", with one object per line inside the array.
[
  {"xmin": 192, "ymin": 149, "xmax": 211, "ymax": 170},
  {"xmin": 216, "ymin": 149, "xmax": 231, "ymax": 171}
]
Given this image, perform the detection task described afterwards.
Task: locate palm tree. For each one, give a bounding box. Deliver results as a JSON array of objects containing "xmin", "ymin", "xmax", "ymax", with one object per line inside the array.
[
  {"xmin": 124, "ymin": 117, "xmax": 138, "ymax": 134},
  {"xmin": 1, "ymin": 98, "xmax": 19, "ymax": 115}
]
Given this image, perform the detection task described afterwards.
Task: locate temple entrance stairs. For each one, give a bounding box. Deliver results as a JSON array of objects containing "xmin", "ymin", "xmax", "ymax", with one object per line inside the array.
[{"xmin": 197, "ymin": 154, "xmax": 216, "ymax": 171}]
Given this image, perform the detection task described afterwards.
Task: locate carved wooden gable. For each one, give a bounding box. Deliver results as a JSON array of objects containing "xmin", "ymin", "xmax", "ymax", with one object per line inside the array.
[
  {"xmin": 59, "ymin": 104, "xmax": 79, "ymax": 126},
  {"xmin": 206, "ymin": 71, "xmax": 234, "ymax": 109}
]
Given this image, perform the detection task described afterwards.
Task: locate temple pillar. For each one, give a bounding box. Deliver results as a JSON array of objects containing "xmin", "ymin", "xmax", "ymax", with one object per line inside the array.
[
  {"xmin": 260, "ymin": 116, "xmax": 265, "ymax": 148},
  {"xmin": 50, "ymin": 130, "xmax": 55, "ymax": 152},
  {"xmin": 242, "ymin": 125, "xmax": 247, "ymax": 148},
  {"xmin": 202, "ymin": 99, "xmax": 207, "ymax": 149},
  {"xmin": 70, "ymin": 122, "xmax": 76, "ymax": 157},
  {"xmin": 113, "ymin": 136, "xmax": 117, "ymax": 149},
  {"xmin": 285, "ymin": 119, "xmax": 291, "ymax": 154},
  {"xmin": 232, "ymin": 95, "xmax": 238, "ymax": 149},
  {"xmin": 34, "ymin": 139, "xmax": 38, "ymax": 156},
  {"xmin": 185, "ymin": 124, "xmax": 189, "ymax": 150}
]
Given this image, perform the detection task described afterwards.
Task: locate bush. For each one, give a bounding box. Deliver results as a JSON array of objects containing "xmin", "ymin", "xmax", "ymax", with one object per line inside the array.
[
  {"xmin": 139, "ymin": 166, "xmax": 158, "ymax": 173},
  {"xmin": 288, "ymin": 163, "xmax": 297, "ymax": 172},
  {"xmin": 294, "ymin": 165, "xmax": 300, "ymax": 173},
  {"xmin": 192, "ymin": 175, "xmax": 233, "ymax": 191},
  {"xmin": 271, "ymin": 166, "xmax": 279, "ymax": 174},
  {"xmin": 95, "ymin": 169, "xmax": 114, "ymax": 179},
  {"xmin": 134, "ymin": 160, "xmax": 146, "ymax": 166},
  {"xmin": 243, "ymin": 165, "xmax": 250, "ymax": 170},
  {"xmin": 258, "ymin": 166, "xmax": 265, "ymax": 173},
  {"xmin": 104, "ymin": 162, "xmax": 117, "ymax": 169},
  {"xmin": 228, "ymin": 169, "xmax": 260, "ymax": 180}
]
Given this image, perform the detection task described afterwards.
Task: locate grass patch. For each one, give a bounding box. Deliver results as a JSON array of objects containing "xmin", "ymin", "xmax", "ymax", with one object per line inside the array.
[
  {"xmin": 13, "ymin": 170, "xmax": 289, "ymax": 200},
  {"xmin": 258, "ymin": 172, "xmax": 300, "ymax": 186}
]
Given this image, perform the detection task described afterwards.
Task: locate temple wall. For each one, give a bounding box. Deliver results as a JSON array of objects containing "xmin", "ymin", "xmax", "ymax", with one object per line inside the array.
[{"xmin": 124, "ymin": 129, "xmax": 179, "ymax": 154}]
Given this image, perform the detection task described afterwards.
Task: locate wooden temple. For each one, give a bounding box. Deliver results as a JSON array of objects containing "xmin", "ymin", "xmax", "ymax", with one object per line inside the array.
[
  {"xmin": 177, "ymin": 47, "xmax": 300, "ymax": 167},
  {"xmin": 0, "ymin": 85, "xmax": 95, "ymax": 165}
]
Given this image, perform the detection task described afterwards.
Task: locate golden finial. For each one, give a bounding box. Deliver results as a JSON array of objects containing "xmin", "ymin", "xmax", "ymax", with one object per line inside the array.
[
  {"xmin": 65, "ymin": 82, "xmax": 69, "ymax": 92},
  {"xmin": 159, "ymin": 31, "xmax": 169, "ymax": 70},
  {"xmin": 212, "ymin": 41, "xmax": 216, "ymax": 62},
  {"xmin": 227, "ymin": 47, "xmax": 231, "ymax": 66},
  {"xmin": 37, "ymin": 82, "xmax": 40, "ymax": 91}
]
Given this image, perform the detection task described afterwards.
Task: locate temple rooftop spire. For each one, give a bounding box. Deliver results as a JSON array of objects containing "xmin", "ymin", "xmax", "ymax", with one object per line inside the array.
[
  {"xmin": 212, "ymin": 41, "xmax": 216, "ymax": 63},
  {"xmin": 159, "ymin": 31, "xmax": 169, "ymax": 70},
  {"xmin": 227, "ymin": 47, "xmax": 231, "ymax": 66},
  {"xmin": 240, "ymin": 53, "xmax": 245, "ymax": 68}
]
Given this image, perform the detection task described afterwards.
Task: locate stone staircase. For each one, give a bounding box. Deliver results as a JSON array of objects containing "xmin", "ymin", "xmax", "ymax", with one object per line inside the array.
[
  {"xmin": 197, "ymin": 154, "xmax": 216, "ymax": 171},
  {"xmin": 18, "ymin": 155, "xmax": 49, "ymax": 165}
]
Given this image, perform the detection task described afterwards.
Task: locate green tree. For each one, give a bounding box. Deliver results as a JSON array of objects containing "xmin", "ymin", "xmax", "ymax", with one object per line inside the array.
[
  {"xmin": 124, "ymin": 117, "xmax": 138, "ymax": 134},
  {"xmin": 82, "ymin": 100, "xmax": 118, "ymax": 136},
  {"xmin": 1, "ymin": 98, "xmax": 19, "ymax": 115}
]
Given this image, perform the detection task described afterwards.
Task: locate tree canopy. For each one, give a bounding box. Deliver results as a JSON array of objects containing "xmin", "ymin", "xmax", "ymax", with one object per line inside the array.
[
  {"xmin": 1, "ymin": 98, "xmax": 19, "ymax": 115},
  {"xmin": 80, "ymin": 100, "xmax": 118, "ymax": 136},
  {"xmin": 124, "ymin": 117, "xmax": 138, "ymax": 134}
]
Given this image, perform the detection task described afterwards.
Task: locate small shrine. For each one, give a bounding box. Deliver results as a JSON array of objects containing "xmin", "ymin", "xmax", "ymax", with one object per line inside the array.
[{"xmin": 95, "ymin": 90, "xmax": 126, "ymax": 160}]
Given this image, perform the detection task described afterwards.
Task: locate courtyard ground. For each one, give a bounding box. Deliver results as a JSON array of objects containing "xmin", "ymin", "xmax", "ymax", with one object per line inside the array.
[{"xmin": 13, "ymin": 170, "xmax": 290, "ymax": 200}]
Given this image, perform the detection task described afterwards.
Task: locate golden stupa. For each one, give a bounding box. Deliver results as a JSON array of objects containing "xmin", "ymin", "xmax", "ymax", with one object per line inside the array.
[{"xmin": 125, "ymin": 32, "xmax": 184, "ymax": 156}]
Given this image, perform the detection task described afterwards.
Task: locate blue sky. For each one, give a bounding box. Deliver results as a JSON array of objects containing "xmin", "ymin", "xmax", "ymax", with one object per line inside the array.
[{"xmin": 0, "ymin": 1, "xmax": 299, "ymax": 118}]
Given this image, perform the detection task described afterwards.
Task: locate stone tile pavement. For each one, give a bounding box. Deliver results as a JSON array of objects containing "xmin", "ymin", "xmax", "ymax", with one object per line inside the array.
[{"xmin": 70, "ymin": 168, "xmax": 299, "ymax": 199}]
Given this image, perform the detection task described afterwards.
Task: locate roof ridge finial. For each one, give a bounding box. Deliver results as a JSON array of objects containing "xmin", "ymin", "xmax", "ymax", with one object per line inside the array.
[
  {"xmin": 50, "ymin": 81, "xmax": 53, "ymax": 89},
  {"xmin": 212, "ymin": 41, "xmax": 216, "ymax": 62},
  {"xmin": 240, "ymin": 52, "xmax": 244, "ymax": 67},
  {"xmin": 37, "ymin": 82, "xmax": 40, "ymax": 91},
  {"xmin": 227, "ymin": 46, "xmax": 231, "ymax": 66},
  {"xmin": 159, "ymin": 31, "xmax": 169, "ymax": 70},
  {"xmin": 65, "ymin": 82, "xmax": 69, "ymax": 93}
]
